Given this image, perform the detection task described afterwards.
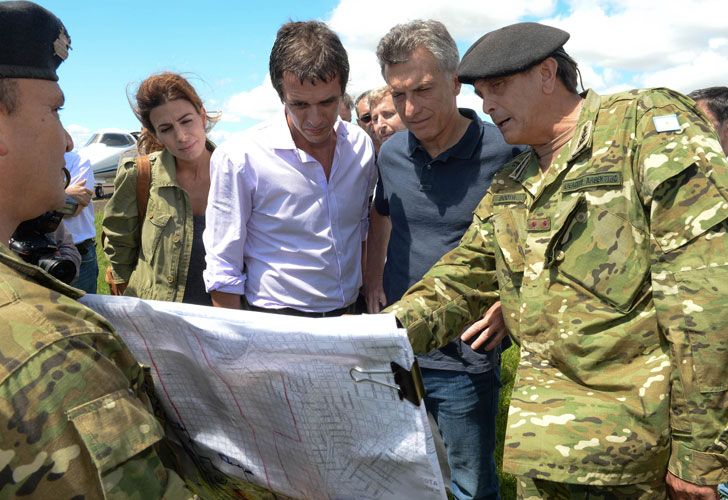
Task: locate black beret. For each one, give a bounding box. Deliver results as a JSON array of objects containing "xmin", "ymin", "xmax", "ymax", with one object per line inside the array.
[
  {"xmin": 458, "ymin": 22, "xmax": 569, "ymax": 84},
  {"xmin": 0, "ymin": 1, "xmax": 71, "ymax": 81}
]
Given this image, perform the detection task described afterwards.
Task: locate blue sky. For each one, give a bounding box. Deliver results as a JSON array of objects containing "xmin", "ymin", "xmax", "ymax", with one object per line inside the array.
[
  {"xmin": 39, "ymin": 0, "xmax": 340, "ymax": 142},
  {"xmin": 31, "ymin": 0, "xmax": 728, "ymax": 147}
]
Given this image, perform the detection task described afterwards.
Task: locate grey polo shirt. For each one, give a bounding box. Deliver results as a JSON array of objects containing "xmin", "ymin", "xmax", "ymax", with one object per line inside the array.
[{"xmin": 375, "ymin": 108, "xmax": 521, "ymax": 372}]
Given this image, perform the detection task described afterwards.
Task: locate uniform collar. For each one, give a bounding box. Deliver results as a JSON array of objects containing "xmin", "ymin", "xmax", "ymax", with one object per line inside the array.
[
  {"xmin": 509, "ymin": 89, "xmax": 600, "ymax": 183},
  {"xmin": 153, "ymin": 140, "xmax": 215, "ymax": 188},
  {"xmin": 565, "ymin": 89, "xmax": 600, "ymax": 163},
  {"xmin": 153, "ymin": 149, "xmax": 178, "ymax": 187}
]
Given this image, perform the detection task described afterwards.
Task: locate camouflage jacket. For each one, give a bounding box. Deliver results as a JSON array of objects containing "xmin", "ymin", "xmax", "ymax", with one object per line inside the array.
[
  {"xmin": 390, "ymin": 89, "xmax": 728, "ymax": 485},
  {"xmin": 0, "ymin": 244, "xmax": 193, "ymax": 498}
]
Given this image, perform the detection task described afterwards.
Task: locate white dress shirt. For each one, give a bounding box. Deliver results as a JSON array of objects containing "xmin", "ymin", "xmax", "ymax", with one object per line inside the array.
[
  {"xmin": 203, "ymin": 111, "xmax": 376, "ymax": 312},
  {"xmin": 63, "ymin": 151, "xmax": 96, "ymax": 244}
]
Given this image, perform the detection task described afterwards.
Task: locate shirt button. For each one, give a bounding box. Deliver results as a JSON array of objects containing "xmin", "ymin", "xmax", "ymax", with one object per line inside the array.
[
  {"xmin": 575, "ymin": 212, "xmax": 587, "ymax": 223},
  {"xmin": 173, "ymin": 234, "xmax": 181, "ymax": 244},
  {"xmin": 555, "ymin": 250, "xmax": 566, "ymax": 262},
  {"xmin": 166, "ymin": 275, "xmax": 175, "ymax": 284},
  {"xmin": 426, "ymin": 164, "xmax": 432, "ymax": 170}
]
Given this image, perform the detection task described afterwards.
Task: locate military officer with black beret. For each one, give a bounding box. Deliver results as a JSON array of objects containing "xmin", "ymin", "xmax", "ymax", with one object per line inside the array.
[
  {"xmin": 0, "ymin": 2, "xmax": 195, "ymax": 497},
  {"xmin": 389, "ymin": 22, "xmax": 728, "ymax": 498}
]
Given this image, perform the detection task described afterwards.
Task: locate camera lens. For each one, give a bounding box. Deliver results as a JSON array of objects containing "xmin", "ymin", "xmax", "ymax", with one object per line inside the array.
[{"xmin": 38, "ymin": 256, "xmax": 76, "ymax": 285}]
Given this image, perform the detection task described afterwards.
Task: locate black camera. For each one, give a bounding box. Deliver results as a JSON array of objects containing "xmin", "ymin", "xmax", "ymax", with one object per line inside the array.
[{"xmin": 9, "ymin": 197, "xmax": 79, "ymax": 284}]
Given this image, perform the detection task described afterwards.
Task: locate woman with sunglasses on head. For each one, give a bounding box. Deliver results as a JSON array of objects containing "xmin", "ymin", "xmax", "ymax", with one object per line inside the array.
[{"xmin": 103, "ymin": 72, "xmax": 215, "ymax": 305}]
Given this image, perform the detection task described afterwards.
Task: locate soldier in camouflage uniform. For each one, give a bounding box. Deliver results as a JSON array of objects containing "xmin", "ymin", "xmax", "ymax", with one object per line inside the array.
[
  {"xmin": 389, "ymin": 22, "xmax": 727, "ymax": 498},
  {"xmin": 0, "ymin": 2, "xmax": 195, "ymax": 497}
]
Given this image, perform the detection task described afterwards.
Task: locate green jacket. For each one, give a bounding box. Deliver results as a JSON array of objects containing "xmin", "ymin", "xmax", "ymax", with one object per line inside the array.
[
  {"xmin": 103, "ymin": 149, "xmax": 195, "ymax": 301},
  {"xmin": 389, "ymin": 89, "xmax": 728, "ymax": 485},
  {"xmin": 0, "ymin": 244, "xmax": 192, "ymax": 497}
]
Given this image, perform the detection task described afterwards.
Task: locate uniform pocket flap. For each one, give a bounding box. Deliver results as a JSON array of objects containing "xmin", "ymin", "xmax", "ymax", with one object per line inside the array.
[
  {"xmin": 147, "ymin": 212, "xmax": 171, "ymax": 228},
  {"xmin": 548, "ymin": 194, "xmax": 650, "ymax": 312},
  {"xmin": 674, "ymin": 264, "xmax": 728, "ymax": 393},
  {"xmin": 67, "ymin": 388, "xmax": 164, "ymax": 474},
  {"xmin": 492, "ymin": 210, "xmax": 526, "ymax": 274},
  {"xmin": 650, "ymin": 164, "xmax": 728, "ymax": 254}
]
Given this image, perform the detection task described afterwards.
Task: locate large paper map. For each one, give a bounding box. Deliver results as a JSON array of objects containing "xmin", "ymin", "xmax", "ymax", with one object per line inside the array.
[{"xmin": 81, "ymin": 295, "xmax": 445, "ymax": 500}]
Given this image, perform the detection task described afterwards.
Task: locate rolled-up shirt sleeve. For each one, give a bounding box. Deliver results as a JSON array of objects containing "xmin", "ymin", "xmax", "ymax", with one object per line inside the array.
[{"xmin": 203, "ymin": 146, "xmax": 251, "ymax": 295}]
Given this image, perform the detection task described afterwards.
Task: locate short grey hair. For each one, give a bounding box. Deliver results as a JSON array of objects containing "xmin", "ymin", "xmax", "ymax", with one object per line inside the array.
[
  {"xmin": 376, "ymin": 20, "xmax": 459, "ymax": 77},
  {"xmin": 367, "ymin": 86, "xmax": 390, "ymax": 109}
]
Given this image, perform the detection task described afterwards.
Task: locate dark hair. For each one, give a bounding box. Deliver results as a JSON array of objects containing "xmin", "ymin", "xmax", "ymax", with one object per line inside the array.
[
  {"xmin": 688, "ymin": 86, "xmax": 728, "ymax": 125},
  {"xmin": 132, "ymin": 72, "xmax": 216, "ymax": 154},
  {"xmin": 0, "ymin": 78, "xmax": 19, "ymax": 114},
  {"xmin": 549, "ymin": 49, "xmax": 580, "ymax": 94},
  {"xmin": 269, "ymin": 21, "xmax": 349, "ymax": 101}
]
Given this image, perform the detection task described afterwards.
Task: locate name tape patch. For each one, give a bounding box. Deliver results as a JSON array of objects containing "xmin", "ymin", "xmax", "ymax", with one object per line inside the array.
[
  {"xmin": 562, "ymin": 172, "xmax": 622, "ymax": 193},
  {"xmin": 493, "ymin": 193, "xmax": 527, "ymax": 205}
]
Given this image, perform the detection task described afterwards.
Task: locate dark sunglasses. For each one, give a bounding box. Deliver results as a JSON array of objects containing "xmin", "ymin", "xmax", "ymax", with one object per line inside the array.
[{"xmin": 359, "ymin": 113, "xmax": 372, "ymax": 124}]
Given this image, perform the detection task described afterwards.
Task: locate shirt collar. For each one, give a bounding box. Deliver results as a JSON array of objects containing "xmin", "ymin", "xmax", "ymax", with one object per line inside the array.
[
  {"xmin": 407, "ymin": 108, "xmax": 483, "ymax": 161},
  {"xmin": 268, "ymin": 107, "xmax": 348, "ymax": 151},
  {"xmin": 154, "ymin": 149, "xmax": 177, "ymax": 186}
]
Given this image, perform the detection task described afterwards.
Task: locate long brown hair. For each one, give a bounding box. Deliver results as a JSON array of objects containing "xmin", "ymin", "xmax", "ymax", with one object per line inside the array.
[{"xmin": 132, "ymin": 72, "xmax": 216, "ymax": 154}]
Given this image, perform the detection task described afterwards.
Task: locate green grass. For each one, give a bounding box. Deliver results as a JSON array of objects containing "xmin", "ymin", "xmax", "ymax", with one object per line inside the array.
[
  {"xmin": 93, "ymin": 210, "xmax": 520, "ymax": 498},
  {"xmin": 497, "ymin": 347, "xmax": 519, "ymax": 499},
  {"xmin": 94, "ymin": 210, "xmax": 110, "ymax": 294}
]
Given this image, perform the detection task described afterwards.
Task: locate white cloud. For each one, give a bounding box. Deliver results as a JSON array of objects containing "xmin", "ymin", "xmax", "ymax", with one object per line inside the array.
[
  {"xmin": 221, "ymin": 74, "xmax": 283, "ymax": 123},
  {"xmin": 547, "ymin": 0, "xmax": 728, "ymax": 91},
  {"xmin": 212, "ymin": 0, "xmax": 728, "ymax": 135},
  {"xmin": 66, "ymin": 124, "xmax": 91, "ymax": 151},
  {"xmin": 639, "ymin": 50, "xmax": 728, "ymax": 92},
  {"xmin": 215, "ymin": 0, "xmax": 562, "ymax": 129},
  {"xmin": 456, "ymin": 87, "xmax": 489, "ymax": 120},
  {"xmin": 208, "ymin": 129, "xmax": 252, "ymax": 146},
  {"xmin": 328, "ymin": 0, "xmax": 557, "ymax": 46}
]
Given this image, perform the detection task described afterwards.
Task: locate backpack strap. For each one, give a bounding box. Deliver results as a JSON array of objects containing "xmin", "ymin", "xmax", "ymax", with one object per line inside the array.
[
  {"xmin": 135, "ymin": 155, "xmax": 152, "ymax": 220},
  {"xmin": 103, "ymin": 155, "xmax": 153, "ymax": 295}
]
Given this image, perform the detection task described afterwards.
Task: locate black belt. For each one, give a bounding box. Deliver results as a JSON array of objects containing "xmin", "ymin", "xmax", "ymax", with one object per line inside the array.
[
  {"xmin": 75, "ymin": 238, "xmax": 96, "ymax": 254},
  {"xmin": 247, "ymin": 302, "xmax": 356, "ymax": 318}
]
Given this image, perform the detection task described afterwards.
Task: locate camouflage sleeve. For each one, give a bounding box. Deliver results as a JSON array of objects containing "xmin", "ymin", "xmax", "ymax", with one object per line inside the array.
[
  {"xmin": 636, "ymin": 89, "xmax": 728, "ymax": 485},
  {"xmin": 386, "ymin": 195, "xmax": 499, "ymax": 354},
  {"xmin": 102, "ymin": 158, "xmax": 140, "ymax": 283},
  {"xmin": 0, "ymin": 331, "xmax": 193, "ymax": 498}
]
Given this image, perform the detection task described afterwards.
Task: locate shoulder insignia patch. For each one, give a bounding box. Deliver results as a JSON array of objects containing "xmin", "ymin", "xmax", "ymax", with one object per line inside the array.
[{"xmin": 652, "ymin": 114, "xmax": 681, "ymax": 133}]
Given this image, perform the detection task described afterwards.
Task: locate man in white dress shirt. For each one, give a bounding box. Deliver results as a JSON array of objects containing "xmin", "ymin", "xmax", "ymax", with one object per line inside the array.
[
  {"xmin": 63, "ymin": 150, "xmax": 98, "ymax": 293},
  {"xmin": 204, "ymin": 21, "xmax": 376, "ymax": 316}
]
